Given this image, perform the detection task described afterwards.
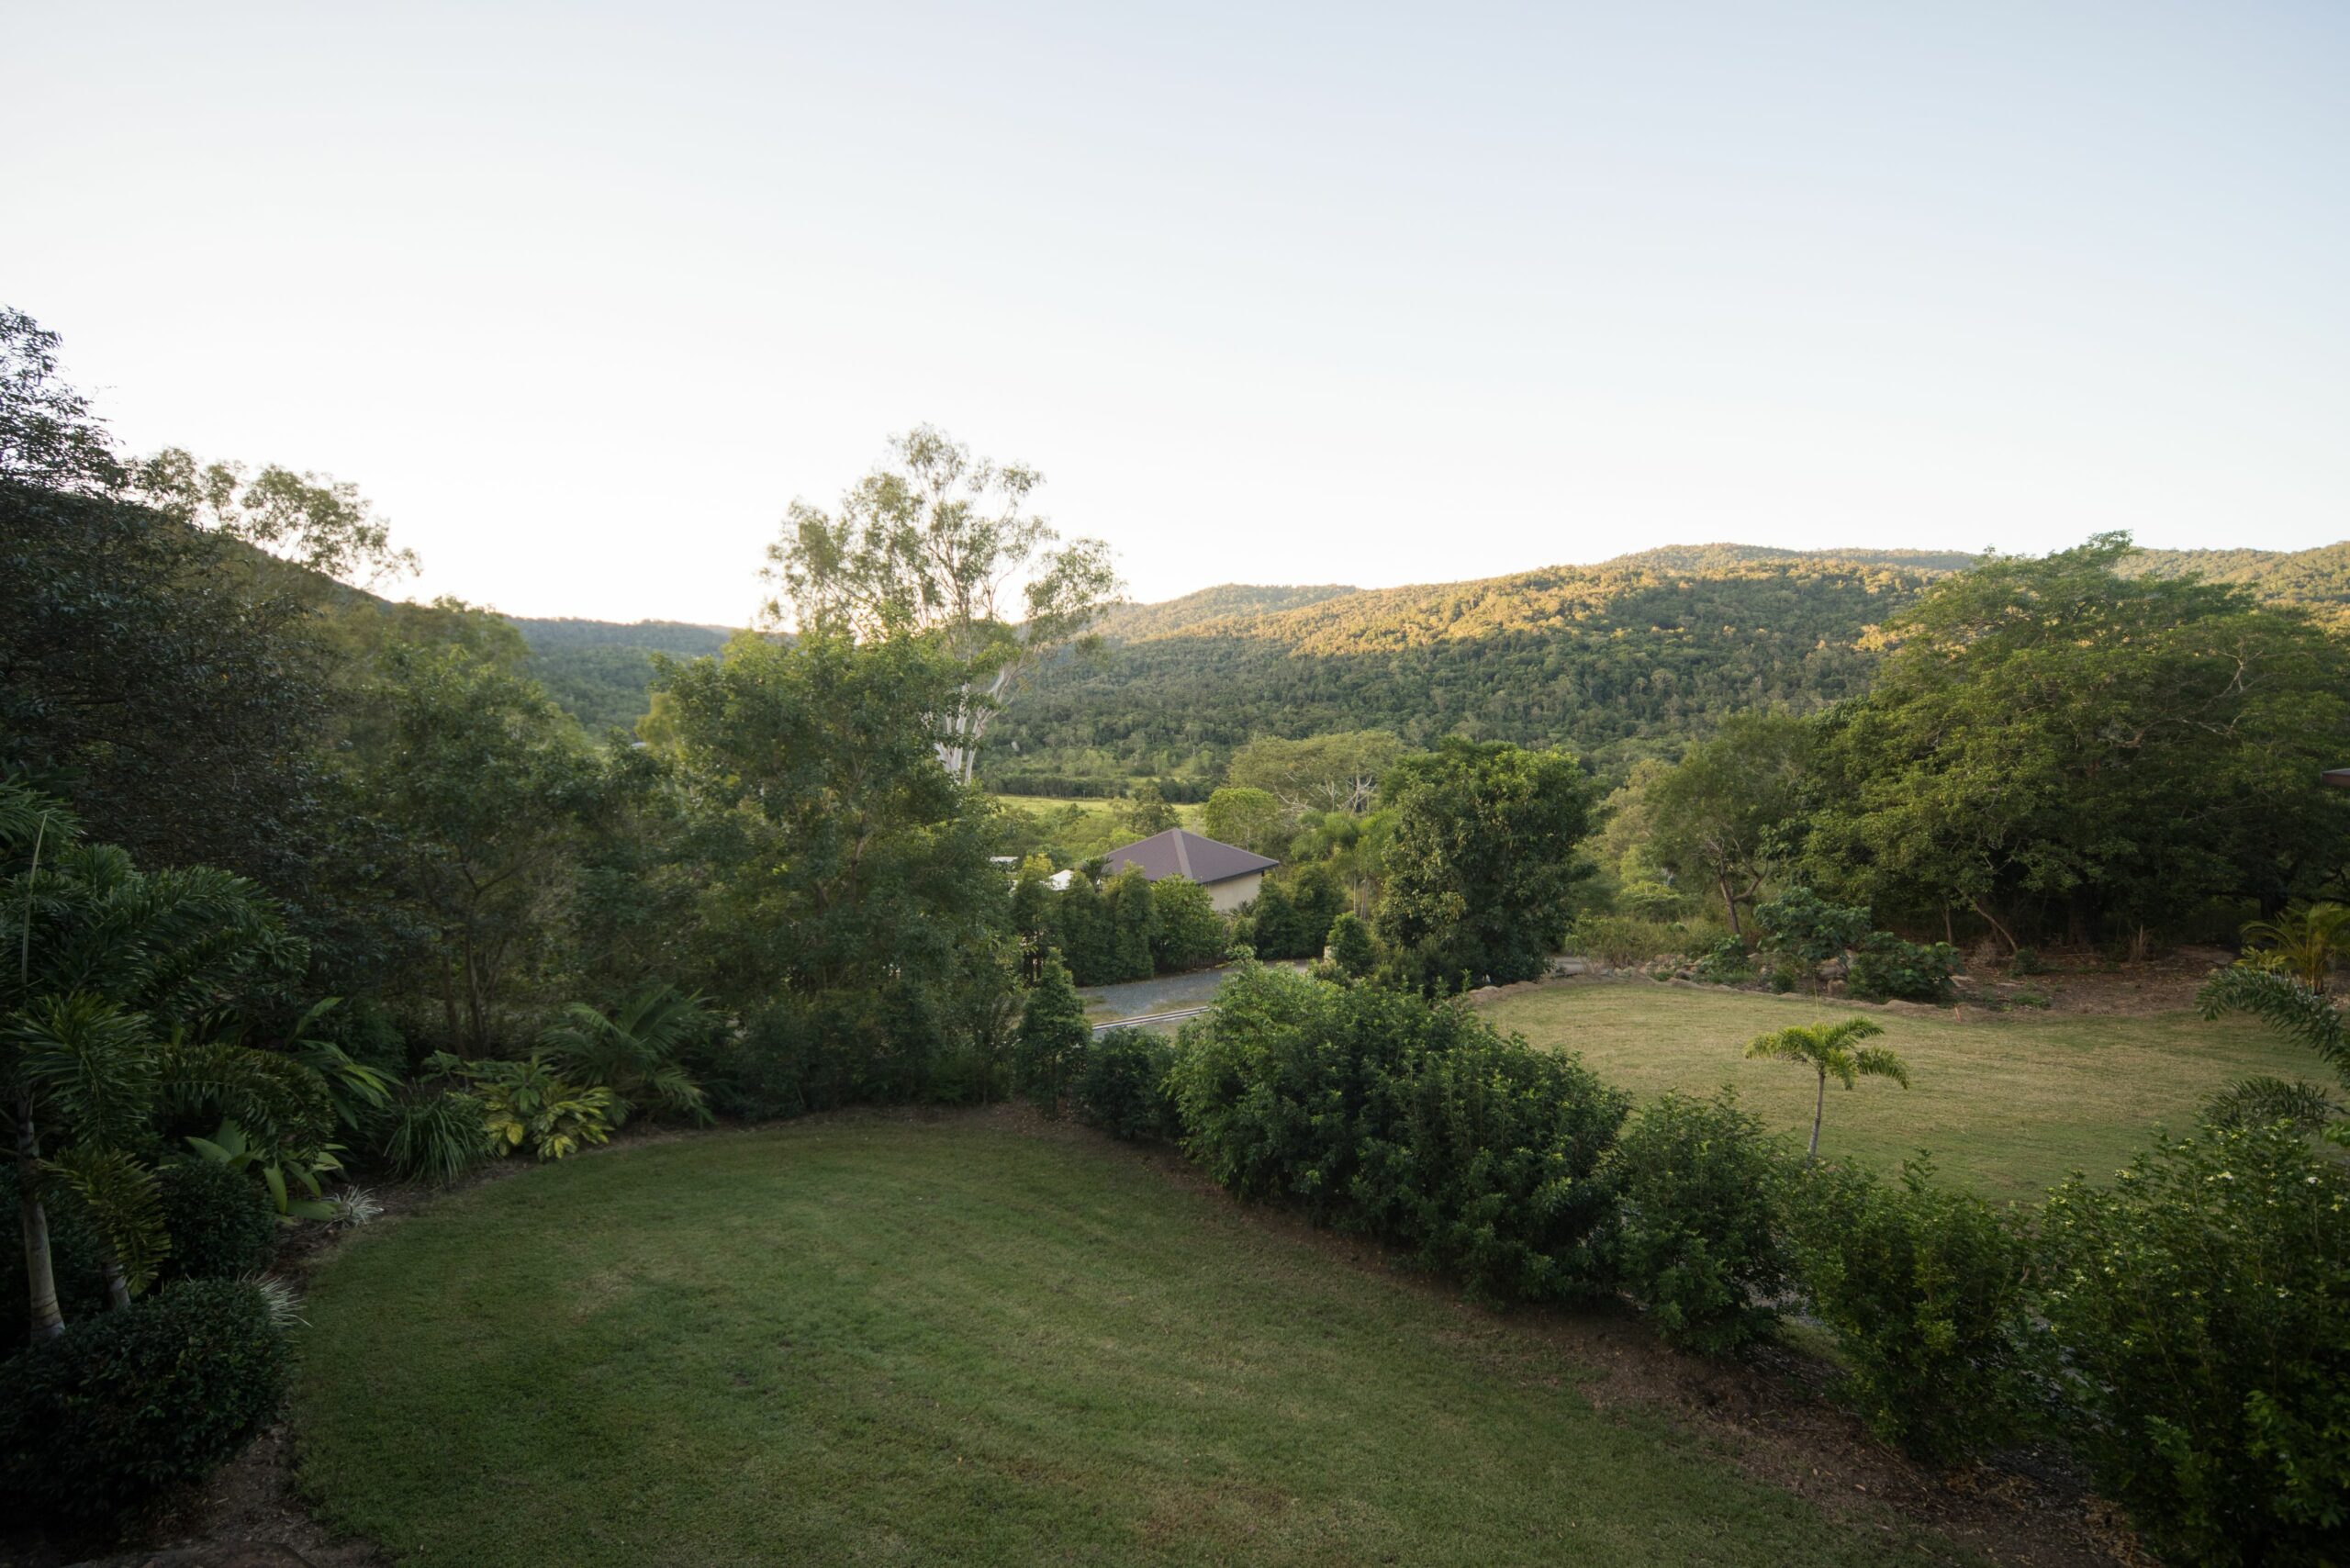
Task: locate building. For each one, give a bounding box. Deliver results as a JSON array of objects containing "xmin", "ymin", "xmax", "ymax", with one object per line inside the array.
[
  {"xmin": 2326, "ymin": 767, "xmax": 2350, "ymax": 789},
  {"xmin": 1102, "ymin": 828, "xmax": 1280, "ymax": 913}
]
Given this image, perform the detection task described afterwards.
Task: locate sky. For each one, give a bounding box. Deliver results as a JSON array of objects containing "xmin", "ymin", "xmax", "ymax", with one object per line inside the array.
[{"xmin": 8, "ymin": 2, "xmax": 2346, "ymax": 624}]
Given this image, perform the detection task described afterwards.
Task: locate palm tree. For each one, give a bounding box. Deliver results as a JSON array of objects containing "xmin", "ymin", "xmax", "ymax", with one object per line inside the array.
[
  {"xmin": 4, "ymin": 782, "xmax": 331, "ymax": 1338},
  {"xmin": 2197, "ymin": 966, "xmax": 2347, "ymax": 1137},
  {"xmin": 538, "ymin": 984, "xmax": 711, "ymax": 1127},
  {"xmin": 1745, "ymin": 1017, "xmax": 1910, "ymax": 1161},
  {"xmin": 2238, "ymin": 902, "xmax": 2350, "ymax": 994}
]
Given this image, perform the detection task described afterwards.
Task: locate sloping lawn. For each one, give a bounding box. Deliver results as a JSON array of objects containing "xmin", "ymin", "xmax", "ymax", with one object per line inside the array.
[
  {"xmin": 297, "ymin": 1119, "xmax": 1977, "ymax": 1568},
  {"xmin": 1480, "ymin": 982, "xmax": 2308, "ymax": 1201}
]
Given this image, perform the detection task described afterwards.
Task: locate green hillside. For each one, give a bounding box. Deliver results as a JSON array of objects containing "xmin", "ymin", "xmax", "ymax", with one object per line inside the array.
[
  {"xmin": 509, "ymin": 617, "xmax": 735, "ymax": 734},
  {"xmin": 990, "ymin": 541, "xmax": 2350, "ymax": 784}
]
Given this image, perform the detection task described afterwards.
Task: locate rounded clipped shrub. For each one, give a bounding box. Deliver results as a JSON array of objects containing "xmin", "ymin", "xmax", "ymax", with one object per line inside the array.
[
  {"xmin": 1073, "ymin": 1027, "xmax": 1177, "ymax": 1141},
  {"xmin": 0, "ymin": 1277, "xmax": 288, "ymax": 1524},
  {"xmin": 1609, "ymin": 1090, "xmax": 1794, "ymax": 1356},
  {"xmin": 155, "ymin": 1159, "xmax": 278, "ymax": 1282}
]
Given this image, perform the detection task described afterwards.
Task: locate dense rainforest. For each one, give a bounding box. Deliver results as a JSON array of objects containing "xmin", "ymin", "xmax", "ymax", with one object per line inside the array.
[{"xmin": 985, "ymin": 542, "xmax": 2350, "ymax": 785}]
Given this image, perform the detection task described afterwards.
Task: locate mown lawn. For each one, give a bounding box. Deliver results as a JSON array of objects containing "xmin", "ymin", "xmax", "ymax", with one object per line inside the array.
[
  {"xmin": 1480, "ymin": 982, "xmax": 2308, "ymax": 1201},
  {"xmin": 297, "ymin": 1119, "xmax": 1977, "ymax": 1568}
]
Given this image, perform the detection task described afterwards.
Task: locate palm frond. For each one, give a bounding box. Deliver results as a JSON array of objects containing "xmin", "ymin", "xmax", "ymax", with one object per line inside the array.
[
  {"xmin": 2198, "ymin": 967, "xmax": 2350, "ymax": 1087},
  {"xmin": 157, "ymin": 1031, "xmax": 336, "ymax": 1163},
  {"xmin": 2203, "ymin": 1075, "xmax": 2342, "ymax": 1133},
  {"xmin": 1852, "ymin": 1045, "xmax": 1911, "ymax": 1089},
  {"xmin": 8, "ymin": 992, "xmax": 159, "ymax": 1145},
  {"xmin": 44, "ymin": 1143, "xmax": 170, "ymax": 1296}
]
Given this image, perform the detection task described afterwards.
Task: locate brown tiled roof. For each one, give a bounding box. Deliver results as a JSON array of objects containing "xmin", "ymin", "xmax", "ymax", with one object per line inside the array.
[
  {"xmin": 2326, "ymin": 767, "xmax": 2350, "ymax": 789},
  {"xmin": 1102, "ymin": 829, "xmax": 1280, "ymax": 887}
]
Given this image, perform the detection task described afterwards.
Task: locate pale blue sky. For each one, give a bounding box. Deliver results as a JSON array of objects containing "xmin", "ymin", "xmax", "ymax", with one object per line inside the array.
[{"xmin": 9, "ymin": 2, "xmax": 2344, "ymax": 622}]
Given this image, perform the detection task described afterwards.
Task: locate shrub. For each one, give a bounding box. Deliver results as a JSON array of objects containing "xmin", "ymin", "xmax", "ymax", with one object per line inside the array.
[
  {"xmin": 1148, "ymin": 877, "xmax": 1229, "ymax": 974},
  {"xmin": 1608, "ymin": 1091, "xmax": 1794, "ymax": 1356},
  {"xmin": 1568, "ymin": 914, "xmax": 1683, "ymax": 968},
  {"xmin": 1014, "ymin": 954, "xmax": 1091, "ymax": 1116},
  {"xmin": 1845, "ymin": 933, "xmax": 1962, "ymax": 1003},
  {"xmin": 2039, "ymin": 1122, "xmax": 2350, "ymax": 1566},
  {"xmin": 1778, "ymin": 1157, "xmax": 2035, "ymax": 1464},
  {"xmin": 1325, "ymin": 912, "xmax": 1378, "ymax": 980},
  {"xmin": 1168, "ymin": 964, "xmax": 1628, "ymax": 1303},
  {"xmin": 0, "ymin": 1278, "xmax": 288, "ymax": 1525},
  {"xmin": 154, "ymin": 1159, "xmax": 277, "ymax": 1282},
  {"xmin": 2006, "ymin": 946, "xmax": 2047, "ymax": 977},
  {"xmin": 383, "ymin": 1085, "xmax": 493, "ymax": 1185},
  {"xmin": 1073, "ymin": 1028, "xmax": 1178, "ymax": 1141},
  {"xmin": 1754, "ymin": 888, "xmax": 1871, "ymax": 981},
  {"xmin": 431, "ymin": 1053, "xmax": 616, "ymax": 1160},
  {"xmin": 1692, "ymin": 935, "xmax": 1754, "ymax": 985}
]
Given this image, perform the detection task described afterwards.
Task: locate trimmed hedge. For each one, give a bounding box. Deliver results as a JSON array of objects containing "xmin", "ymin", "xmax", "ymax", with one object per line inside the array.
[
  {"xmin": 1609, "ymin": 1090, "xmax": 1793, "ymax": 1355},
  {"xmin": 0, "ymin": 1278, "xmax": 288, "ymax": 1524},
  {"xmin": 1778, "ymin": 1158, "xmax": 2036, "ymax": 1464},
  {"xmin": 155, "ymin": 1159, "xmax": 279, "ymax": 1282},
  {"xmin": 1073, "ymin": 1028, "xmax": 1177, "ymax": 1141},
  {"xmin": 1167, "ymin": 964, "xmax": 1628, "ymax": 1303}
]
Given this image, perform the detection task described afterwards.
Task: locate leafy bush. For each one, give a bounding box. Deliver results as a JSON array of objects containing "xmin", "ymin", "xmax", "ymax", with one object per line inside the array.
[
  {"xmin": 1014, "ymin": 954, "xmax": 1091, "ymax": 1116},
  {"xmin": 538, "ymin": 984, "xmax": 712, "ymax": 1126},
  {"xmin": 427, "ymin": 1053, "xmax": 615, "ymax": 1161},
  {"xmin": 1072, "ymin": 1027, "xmax": 1177, "ymax": 1140},
  {"xmin": 0, "ymin": 1278, "xmax": 288, "ymax": 1525},
  {"xmin": 1778, "ymin": 1158, "xmax": 2035, "ymax": 1463},
  {"xmin": 1325, "ymin": 912, "xmax": 1378, "ymax": 980},
  {"xmin": 1845, "ymin": 933, "xmax": 1962, "ymax": 1003},
  {"xmin": 2006, "ymin": 946, "xmax": 2047, "ymax": 977},
  {"xmin": 1692, "ymin": 935, "xmax": 1754, "ymax": 985},
  {"xmin": 1148, "ymin": 877, "xmax": 1229, "ymax": 974},
  {"xmin": 1753, "ymin": 888, "xmax": 1871, "ymax": 981},
  {"xmin": 1167, "ymin": 964, "xmax": 1629, "ymax": 1303},
  {"xmin": 1608, "ymin": 1091, "xmax": 1794, "ymax": 1356},
  {"xmin": 2039, "ymin": 1122, "xmax": 2350, "ymax": 1566},
  {"xmin": 154, "ymin": 1159, "xmax": 277, "ymax": 1282},
  {"xmin": 1568, "ymin": 914, "xmax": 1684, "ymax": 968}
]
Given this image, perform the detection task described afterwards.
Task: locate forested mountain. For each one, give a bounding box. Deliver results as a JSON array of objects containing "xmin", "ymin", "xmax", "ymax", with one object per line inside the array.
[
  {"xmin": 988, "ymin": 542, "xmax": 2350, "ymax": 784},
  {"xmin": 509, "ymin": 617, "xmax": 734, "ymax": 733}
]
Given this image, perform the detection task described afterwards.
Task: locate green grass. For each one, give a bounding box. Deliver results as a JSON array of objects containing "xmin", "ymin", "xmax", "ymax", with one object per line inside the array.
[
  {"xmin": 1481, "ymin": 983, "xmax": 2310, "ymax": 1201},
  {"xmin": 297, "ymin": 1119, "xmax": 1977, "ymax": 1568}
]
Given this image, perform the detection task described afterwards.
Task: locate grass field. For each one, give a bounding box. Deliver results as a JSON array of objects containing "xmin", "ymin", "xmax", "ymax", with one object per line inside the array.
[
  {"xmin": 297, "ymin": 1119, "xmax": 1977, "ymax": 1568},
  {"xmin": 1480, "ymin": 982, "xmax": 2308, "ymax": 1201}
]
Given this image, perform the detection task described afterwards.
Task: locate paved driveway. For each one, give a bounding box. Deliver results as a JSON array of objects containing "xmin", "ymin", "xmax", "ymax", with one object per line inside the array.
[{"xmin": 1080, "ymin": 962, "xmax": 1307, "ymax": 1027}]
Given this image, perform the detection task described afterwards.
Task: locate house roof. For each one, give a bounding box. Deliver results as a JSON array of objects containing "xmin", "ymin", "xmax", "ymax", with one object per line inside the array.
[
  {"xmin": 1102, "ymin": 828, "xmax": 1279, "ymax": 887},
  {"xmin": 2327, "ymin": 767, "xmax": 2350, "ymax": 790}
]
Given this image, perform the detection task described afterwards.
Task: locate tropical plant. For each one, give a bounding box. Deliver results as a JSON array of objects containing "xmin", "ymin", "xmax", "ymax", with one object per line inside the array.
[
  {"xmin": 1751, "ymin": 888, "xmax": 1871, "ymax": 989},
  {"xmin": 383, "ymin": 1085, "xmax": 494, "ymax": 1186},
  {"xmin": 539, "ymin": 984, "xmax": 711, "ymax": 1126},
  {"xmin": 4, "ymin": 786, "xmax": 332, "ymax": 1337},
  {"xmin": 185, "ymin": 1118, "xmax": 343, "ymax": 1223},
  {"xmin": 1743, "ymin": 1018, "xmax": 1908, "ymax": 1161},
  {"xmin": 1844, "ymin": 932, "xmax": 1963, "ymax": 1004},
  {"xmin": 2195, "ymin": 965, "xmax": 2348, "ymax": 1138},
  {"xmin": 2239, "ymin": 901, "xmax": 2350, "ymax": 993},
  {"xmin": 428, "ymin": 1053, "xmax": 615, "ymax": 1161}
]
